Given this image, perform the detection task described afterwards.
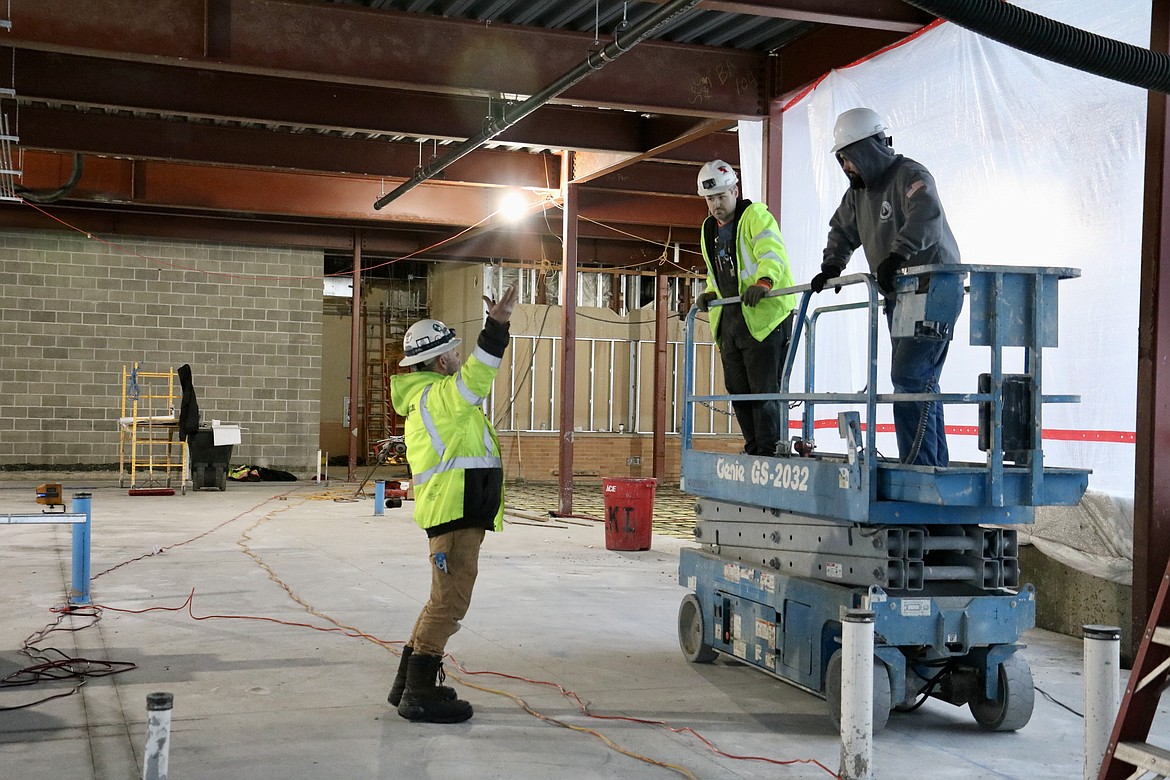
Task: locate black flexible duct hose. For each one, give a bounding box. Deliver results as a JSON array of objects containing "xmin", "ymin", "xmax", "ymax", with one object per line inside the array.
[
  {"xmin": 15, "ymin": 153, "xmax": 83, "ymax": 203},
  {"xmin": 902, "ymin": 0, "xmax": 1170, "ymax": 94}
]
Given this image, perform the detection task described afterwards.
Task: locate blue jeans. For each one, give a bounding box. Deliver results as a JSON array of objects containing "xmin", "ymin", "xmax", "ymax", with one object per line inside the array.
[{"xmin": 884, "ymin": 273, "xmax": 964, "ymax": 466}]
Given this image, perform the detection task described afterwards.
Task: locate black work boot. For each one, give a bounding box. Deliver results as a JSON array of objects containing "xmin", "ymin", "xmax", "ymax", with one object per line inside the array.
[
  {"xmin": 397, "ymin": 653, "xmax": 473, "ymax": 723},
  {"xmin": 387, "ymin": 646, "xmax": 457, "ymax": 707}
]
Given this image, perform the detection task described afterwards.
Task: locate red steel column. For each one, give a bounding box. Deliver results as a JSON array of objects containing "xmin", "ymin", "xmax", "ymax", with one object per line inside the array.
[
  {"xmin": 652, "ymin": 261, "xmax": 670, "ymax": 481},
  {"xmin": 764, "ymin": 93, "xmax": 784, "ymax": 213},
  {"xmin": 1134, "ymin": 0, "xmax": 1170, "ymax": 652},
  {"xmin": 558, "ymin": 152, "xmax": 578, "ymax": 515},
  {"xmin": 348, "ymin": 230, "xmax": 362, "ymax": 482}
]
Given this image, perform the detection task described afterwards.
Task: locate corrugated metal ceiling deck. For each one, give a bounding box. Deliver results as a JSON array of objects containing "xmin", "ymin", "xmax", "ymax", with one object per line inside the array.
[
  {"xmin": 331, "ymin": 0, "xmax": 814, "ymax": 52},
  {"xmin": 0, "ymin": 0, "xmax": 932, "ymax": 263}
]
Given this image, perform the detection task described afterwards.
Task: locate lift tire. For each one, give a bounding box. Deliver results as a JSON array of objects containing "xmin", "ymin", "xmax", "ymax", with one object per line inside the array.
[
  {"xmin": 969, "ymin": 653, "xmax": 1034, "ymax": 731},
  {"xmin": 678, "ymin": 594, "xmax": 718, "ymax": 664},
  {"xmin": 825, "ymin": 650, "xmax": 893, "ymax": 733}
]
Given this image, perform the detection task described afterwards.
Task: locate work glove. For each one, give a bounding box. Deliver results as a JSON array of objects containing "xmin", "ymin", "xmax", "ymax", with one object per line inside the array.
[
  {"xmin": 696, "ymin": 290, "xmax": 718, "ymax": 312},
  {"xmin": 742, "ymin": 283, "xmax": 770, "ymax": 307},
  {"xmin": 876, "ymin": 253, "xmax": 906, "ymax": 297},
  {"xmin": 810, "ymin": 266, "xmax": 841, "ymax": 294}
]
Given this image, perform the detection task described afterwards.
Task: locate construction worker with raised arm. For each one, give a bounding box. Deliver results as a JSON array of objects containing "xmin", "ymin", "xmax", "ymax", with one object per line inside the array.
[
  {"xmin": 695, "ymin": 159, "xmax": 797, "ymax": 457},
  {"xmin": 386, "ymin": 283, "xmax": 518, "ymax": 724}
]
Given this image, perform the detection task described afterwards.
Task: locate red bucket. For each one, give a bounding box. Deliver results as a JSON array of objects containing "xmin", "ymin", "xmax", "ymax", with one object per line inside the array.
[{"xmin": 601, "ymin": 477, "xmax": 657, "ymax": 551}]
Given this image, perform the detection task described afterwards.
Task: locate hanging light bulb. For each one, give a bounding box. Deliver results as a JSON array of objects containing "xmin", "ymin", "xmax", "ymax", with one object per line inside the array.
[{"xmin": 499, "ymin": 190, "xmax": 529, "ymax": 222}]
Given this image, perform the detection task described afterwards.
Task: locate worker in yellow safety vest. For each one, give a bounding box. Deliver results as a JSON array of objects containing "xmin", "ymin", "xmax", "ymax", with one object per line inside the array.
[
  {"xmin": 386, "ymin": 284, "xmax": 517, "ymax": 724},
  {"xmin": 696, "ymin": 159, "xmax": 797, "ymax": 456}
]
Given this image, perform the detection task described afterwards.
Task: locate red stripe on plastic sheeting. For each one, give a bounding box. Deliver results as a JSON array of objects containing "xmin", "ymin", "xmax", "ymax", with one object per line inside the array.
[
  {"xmin": 791, "ymin": 420, "xmax": 1135, "ymax": 443},
  {"xmin": 796, "ymin": 420, "xmax": 895, "ymax": 432},
  {"xmin": 1038, "ymin": 429, "xmax": 1136, "ymax": 443}
]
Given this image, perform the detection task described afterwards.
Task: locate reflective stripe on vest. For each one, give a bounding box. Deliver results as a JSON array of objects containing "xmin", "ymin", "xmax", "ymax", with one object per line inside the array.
[
  {"xmin": 455, "ymin": 347, "xmax": 499, "ymax": 405},
  {"xmin": 474, "ymin": 345, "xmax": 501, "ymax": 369},
  {"xmin": 456, "ymin": 373, "xmax": 481, "ymax": 406},
  {"xmin": 414, "ymin": 379, "xmax": 501, "ymax": 487},
  {"xmin": 738, "ymin": 226, "xmax": 783, "ymax": 280},
  {"xmin": 414, "ymin": 455, "xmax": 503, "ymax": 486},
  {"xmin": 418, "ymin": 385, "xmax": 446, "ymax": 459}
]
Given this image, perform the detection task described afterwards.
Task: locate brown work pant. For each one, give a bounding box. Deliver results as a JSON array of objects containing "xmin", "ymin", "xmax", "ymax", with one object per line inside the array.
[{"xmin": 408, "ymin": 527, "xmax": 485, "ymax": 657}]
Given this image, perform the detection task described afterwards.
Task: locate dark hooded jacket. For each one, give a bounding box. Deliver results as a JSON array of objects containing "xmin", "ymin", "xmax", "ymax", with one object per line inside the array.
[{"xmin": 821, "ymin": 135, "xmax": 960, "ymax": 275}]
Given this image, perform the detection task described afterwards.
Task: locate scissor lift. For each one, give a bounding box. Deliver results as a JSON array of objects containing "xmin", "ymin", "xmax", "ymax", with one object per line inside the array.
[{"xmin": 676, "ymin": 264, "xmax": 1089, "ymax": 731}]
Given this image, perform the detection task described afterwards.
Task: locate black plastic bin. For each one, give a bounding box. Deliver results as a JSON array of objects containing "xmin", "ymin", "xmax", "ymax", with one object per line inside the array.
[{"xmin": 187, "ymin": 429, "xmax": 234, "ymax": 490}]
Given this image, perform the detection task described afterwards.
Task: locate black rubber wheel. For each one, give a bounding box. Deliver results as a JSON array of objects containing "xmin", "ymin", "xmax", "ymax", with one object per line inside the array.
[
  {"xmin": 678, "ymin": 594, "xmax": 718, "ymax": 663},
  {"xmin": 825, "ymin": 650, "xmax": 893, "ymax": 733},
  {"xmin": 969, "ymin": 653, "xmax": 1034, "ymax": 731}
]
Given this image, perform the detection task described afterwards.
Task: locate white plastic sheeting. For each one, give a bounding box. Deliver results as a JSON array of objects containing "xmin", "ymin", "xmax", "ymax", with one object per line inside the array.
[
  {"xmin": 1029, "ymin": 495, "xmax": 1134, "ymax": 585},
  {"xmin": 776, "ymin": 1, "xmax": 1150, "ymax": 583},
  {"xmin": 737, "ymin": 119, "xmax": 764, "ymax": 204}
]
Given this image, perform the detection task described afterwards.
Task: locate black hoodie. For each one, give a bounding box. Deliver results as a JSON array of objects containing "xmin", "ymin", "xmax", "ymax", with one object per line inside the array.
[{"xmin": 822, "ymin": 135, "xmax": 960, "ymax": 275}]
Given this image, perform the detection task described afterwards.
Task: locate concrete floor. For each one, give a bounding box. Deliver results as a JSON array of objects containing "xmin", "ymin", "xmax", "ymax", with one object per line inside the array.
[{"xmin": 0, "ymin": 477, "xmax": 1158, "ymax": 779}]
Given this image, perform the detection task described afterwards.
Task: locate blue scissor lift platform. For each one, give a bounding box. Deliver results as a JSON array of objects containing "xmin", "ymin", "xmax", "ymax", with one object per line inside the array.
[{"xmin": 676, "ymin": 264, "xmax": 1089, "ymax": 732}]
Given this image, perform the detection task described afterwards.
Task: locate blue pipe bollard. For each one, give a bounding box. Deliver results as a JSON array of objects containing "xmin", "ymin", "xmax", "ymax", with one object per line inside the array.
[
  {"xmin": 374, "ymin": 480, "xmax": 385, "ymax": 516},
  {"xmin": 70, "ymin": 492, "xmax": 92, "ymax": 606}
]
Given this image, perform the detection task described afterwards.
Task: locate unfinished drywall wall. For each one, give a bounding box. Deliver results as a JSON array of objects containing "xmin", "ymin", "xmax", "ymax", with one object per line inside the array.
[{"xmin": 317, "ymin": 261, "xmax": 734, "ymax": 477}]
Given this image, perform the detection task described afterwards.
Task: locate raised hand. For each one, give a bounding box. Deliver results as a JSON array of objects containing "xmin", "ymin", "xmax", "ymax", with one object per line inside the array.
[{"xmin": 483, "ymin": 284, "xmax": 518, "ymax": 324}]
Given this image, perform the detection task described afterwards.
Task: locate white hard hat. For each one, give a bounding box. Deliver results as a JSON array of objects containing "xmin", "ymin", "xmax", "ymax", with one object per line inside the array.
[
  {"xmin": 832, "ymin": 108, "xmax": 887, "ymax": 153},
  {"xmin": 697, "ymin": 159, "xmax": 738, "ymax": 196},
  {"xmin": 401, "ymin": 318, "xmax": 461, "ymax": 367}
]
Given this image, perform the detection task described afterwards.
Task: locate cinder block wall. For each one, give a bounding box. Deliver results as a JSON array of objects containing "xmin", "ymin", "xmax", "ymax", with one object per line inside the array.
[{"xmin": 0, "ymin": 230, "xmax": 322, "ymax": 474}]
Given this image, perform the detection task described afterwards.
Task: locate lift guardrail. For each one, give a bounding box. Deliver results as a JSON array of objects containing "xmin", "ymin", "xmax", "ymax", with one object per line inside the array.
[{"xmin": 679, "ymin": 264, "xmax": 1089, "ymax": 525}]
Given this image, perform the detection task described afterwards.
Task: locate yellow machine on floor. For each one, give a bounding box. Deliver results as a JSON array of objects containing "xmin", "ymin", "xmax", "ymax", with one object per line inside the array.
[{"xmin": 117, "ymin": 363, "xmax": 189, "ymax": 494}]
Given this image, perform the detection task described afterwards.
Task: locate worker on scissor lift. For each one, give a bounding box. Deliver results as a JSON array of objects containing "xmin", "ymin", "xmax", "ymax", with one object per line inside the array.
[
  {"xmin": 694, "ymin": 159, "xmax": 797, "ymax": 457},
  {"xmin": 809, "ymin": 108, "xmax": 965, "ymax": 466}
]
